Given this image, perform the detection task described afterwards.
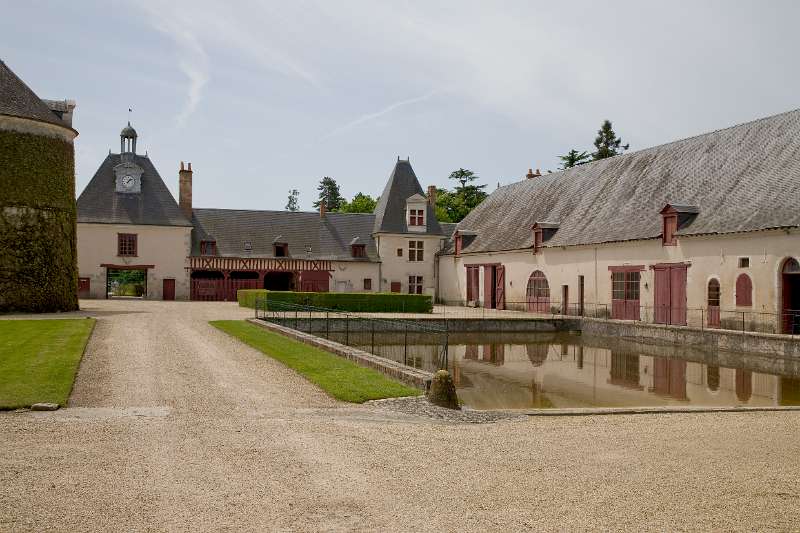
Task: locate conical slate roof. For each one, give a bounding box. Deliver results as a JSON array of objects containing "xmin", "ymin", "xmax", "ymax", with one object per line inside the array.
[
  {"xmin": 0, "ymin": 59, "xmax": 66, "ymax": 127},
  {"xmin": 372, "ymin": 159, "xmax": 443, "ymax": 235}
]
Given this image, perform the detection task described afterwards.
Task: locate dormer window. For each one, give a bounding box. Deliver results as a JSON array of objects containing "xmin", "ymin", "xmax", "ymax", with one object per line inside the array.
[
  {"xmin": 455, "ymin": 234, "xmax": 462, "ymax": 256},
  {"xmin": 273, "ymin": 242, "xmax": 288, "ymax": 257},
  {"xmin": 200, "ymin": 240, "xmax": 216, "ymax": 256},
  {"xmin": 660, "ymin": 204, "xmax": 699, "ymax": 247},
  {"xmin": 409, "ymin": 208, "xmax": 424, "ymax": 226},
  {"xmin": 352, "ymin": 244, "xmax": 366, "ymax": 258},
  {"xmin": 531, "ymin": 222, "xmax": 559, "ymax": 255},
  {"xmin": 244, "ymin": 241, "xmax": 252, "ymax": 253}
]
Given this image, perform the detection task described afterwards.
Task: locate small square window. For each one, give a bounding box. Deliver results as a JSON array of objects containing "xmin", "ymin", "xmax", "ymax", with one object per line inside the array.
[
  {"xmin": 352, "ymin": 244, "xmax": 366, "ymax": 258},
  {"xmin": 244, "ymin": 241, "xmax": 253, "ymax": 252},
  {"xmin": 396, "ymin": 248, "xmax": 403, "ymax": 257},
  {"xmin": 274, "ymin": 243, "xmax": 288, "ymax": 257},
  {"xmin": 408, "ymin": 275, "xmax": 423, "ymax": 294},
  {"xmin": 738, "ymin": 257, "xmax": 750, "ymax": 268},
  {"xmin": 118, "ymin": 233, "xmax": 137, "ymax": 257},
  {"xmin": 409, "ymin": 208, "xmax": 425, "ymax": 226},
  {"xmin": 200, "ymin": 240, "xmax": 216, "ymax": 256},
  {"xmin": 363, "ymin": 278, "xmax": 372, "ymax": 290}
]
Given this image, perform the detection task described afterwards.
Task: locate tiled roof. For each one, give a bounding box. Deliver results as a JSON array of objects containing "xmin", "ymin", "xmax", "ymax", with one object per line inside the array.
[
  {"xmin": 449, "ymin": 108, "xmax": 800, "ymax": 254},
  {"xmin": 373, "ymin": 159, "xmax": 443, "ymax": 235},
  {"xmin": 0, "ymin": 60, "xmax": 67, "ymax": 127},
  {"xmin": 191, "ymin": 209, "xmax": 378, "ymax": 261},
  {"xmin": 77, "ymin": 154, "xmax": 192, "ymax": 227}
]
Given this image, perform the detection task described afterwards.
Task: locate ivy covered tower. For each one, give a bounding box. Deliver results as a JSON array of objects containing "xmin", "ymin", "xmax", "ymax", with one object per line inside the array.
[{"xmin": 0, "ymin": 59, "xmax": 79, "ymax": 312}]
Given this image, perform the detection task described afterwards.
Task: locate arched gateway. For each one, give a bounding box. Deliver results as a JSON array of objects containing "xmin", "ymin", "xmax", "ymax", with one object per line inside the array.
[{"xmin": 526, "ymin": 271, "xmax": 550, "ymax": 312}]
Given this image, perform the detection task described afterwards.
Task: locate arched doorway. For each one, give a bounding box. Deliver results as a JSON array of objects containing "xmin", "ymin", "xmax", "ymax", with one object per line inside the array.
[
  {"xmin": 781, "ymin": 258, "xmax": 800, "ymax": 334},
  {"xmin": 707, "ymin": 278, "xmax": 720, "ymax": 328},
  {"xmin": 526, "ymin": 271, "xmax": 550, "ymax": 312}
]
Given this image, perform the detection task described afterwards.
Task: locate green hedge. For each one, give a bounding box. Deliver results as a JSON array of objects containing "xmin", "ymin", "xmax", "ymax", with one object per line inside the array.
[{"xmin": 238, "ymin": 290, "xmax": 433, "ymax": 313}]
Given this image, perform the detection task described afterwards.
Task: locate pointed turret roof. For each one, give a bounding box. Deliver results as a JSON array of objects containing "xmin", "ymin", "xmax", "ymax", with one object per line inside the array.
[
  {"xmin": 0, "ymin": 60, "xmax": 67, "ymax": 127},
  {"xmin": 372, "ymin": 159, "xmax": 443, "ymax": 235}
]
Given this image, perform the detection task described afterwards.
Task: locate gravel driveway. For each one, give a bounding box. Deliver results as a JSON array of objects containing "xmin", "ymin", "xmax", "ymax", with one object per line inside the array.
[{"xmin": 2, "ymin": 300, "xmax": 800, "ymax": 531}]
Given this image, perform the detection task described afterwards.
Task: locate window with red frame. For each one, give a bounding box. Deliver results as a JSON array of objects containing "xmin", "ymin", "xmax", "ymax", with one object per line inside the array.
[
  {"xmin": 409, "ymin": 208, "xmax": 425, "ymax": 226},
  {"xmin": 351, "ymin": 244, "xmax": 366, "ymax": 258},
  {"xmin": 200, "ymin": 240, "xmax": 217, "ymax": 256},
  {"xmin": 408, "ymin": 276, "xmax": 423, "ymax": 294},
  {"xmin": 118, "ymin": 233, "xmax": 137, "ymax": 257}
]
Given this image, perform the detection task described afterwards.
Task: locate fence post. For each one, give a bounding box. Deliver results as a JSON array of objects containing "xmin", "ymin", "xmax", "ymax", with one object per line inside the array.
[
  {"xmin": 345, "ymin": 314, "xmax": 349, "ymax": 345},
  {"xmin": 294, "ymin": 309, "xmax": 298, "ymax": 330},
  {"xmin": 404, "ymin": 322, "xmax": 408, "ymax": 366},
  {"xmin": 742, "ymin": 312, "xmax": 745, "ymax": 333},
  {"xmin": 701, "ymin": 308, "xmax": 704, "ymax": 331},
  {"xmin": 371, "ymin": 320, "xmax": 375, "ymax": 355},
  {"xmin": 326, "ymin": 312, "xmax": 330, "ymax": 339}
]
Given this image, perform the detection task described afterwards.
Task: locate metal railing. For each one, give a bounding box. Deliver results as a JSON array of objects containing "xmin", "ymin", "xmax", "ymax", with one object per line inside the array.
[
  {"xmin": 435, "ymin": 300, "xmax": 800, "ymax": 337},
  {"xmin": 254, "ymin": 297, "xmax": 450, "ymax": 369}
]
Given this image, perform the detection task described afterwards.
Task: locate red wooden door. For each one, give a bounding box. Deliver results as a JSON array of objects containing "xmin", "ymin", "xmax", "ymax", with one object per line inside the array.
[
  {"xmin": 163, "ymin": 279, "xmax": 175, "ymax": 301},
  {"xmin": 495, "ymin": 265, "xmax": 505, "ymax": 310},
  {"xmin": 562, "ymin": 285, "xmax": 569, "ymax": 315},
  {"xmin": 670, "ymin": 266, "xmax": 687, "ymax": 325},
  {"xmin": 653, "ymin": 267, "xmax": 671, "ymax": 324},
  {"xmin": 483, "ymin": 265, "xmax": 495, "ymax": 309},
  {"xmin": 390, "ymin": 282, "xmax": 401, "ymax": 293},
  {"xmin": 78, "ymin": 277, "xmax": 90, "ymax": 299}
]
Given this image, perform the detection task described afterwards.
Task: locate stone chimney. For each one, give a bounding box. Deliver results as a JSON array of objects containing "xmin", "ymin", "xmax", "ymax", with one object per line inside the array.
[
  {"xmin": 179, "ymin": 161, "xmax": 193, "ymax": 220},
  {"xmin": 427, "ymin": 185, "xmax": 437, "ymax": 207},
  {"xmin": 319, "ymin": 200, "xmax": 326, "ymax": 218},
  {"xmin": 526, "ymin": 168, "xmax": 542, "ymax": 180}
]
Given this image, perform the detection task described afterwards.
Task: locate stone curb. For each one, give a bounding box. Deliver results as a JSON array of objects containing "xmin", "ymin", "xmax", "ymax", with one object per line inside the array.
[{"xmin": 246, "ymin": 318, "xmax": 433, "ymax": 390}]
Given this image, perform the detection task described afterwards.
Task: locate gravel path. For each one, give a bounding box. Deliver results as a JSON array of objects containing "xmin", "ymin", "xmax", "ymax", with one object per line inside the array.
[{"xmin": 2, "ymin": 300, "xmax": 800, "ymax": 531}]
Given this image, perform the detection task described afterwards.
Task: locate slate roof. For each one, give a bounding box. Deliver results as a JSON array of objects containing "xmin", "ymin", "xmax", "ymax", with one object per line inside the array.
[
  {"xmin": 448, "ymin": 108, "xmax": 800, "ymax": 255},
  {"xmin": 373, "ymin": 159, "xmax": 443, "ymax": 235},
  {"xmin": 0, "ymin": 59, "xmax": 68, "ymax": 128},
  {"xmin": 191, "ymin": 209, "xmax": 378, "ymax": 261},
  {"xmin": 77, "ymin": 154, "xmax": 192, "ymax": 227}
]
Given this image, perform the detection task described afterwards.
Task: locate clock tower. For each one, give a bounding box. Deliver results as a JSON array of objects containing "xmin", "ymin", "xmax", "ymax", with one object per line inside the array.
[{"xmin": 114, "ymin": 121, "xmax": 143, "ymax": 193}]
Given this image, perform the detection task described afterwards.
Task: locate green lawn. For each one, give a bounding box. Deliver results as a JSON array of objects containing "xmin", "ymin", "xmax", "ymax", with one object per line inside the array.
[
  {"xmin": 211, "ymin": 320, "xmax": 421, "ymax": 403},
  {"xmin": 0, "ymin": 318, "xmax": 96, "ymax": 409}
]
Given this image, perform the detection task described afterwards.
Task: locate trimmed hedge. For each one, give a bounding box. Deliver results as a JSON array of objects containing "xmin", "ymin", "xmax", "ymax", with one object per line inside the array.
[{"xmin": 238, "ymin": 289, "xmax": 433, "ymax": 313}]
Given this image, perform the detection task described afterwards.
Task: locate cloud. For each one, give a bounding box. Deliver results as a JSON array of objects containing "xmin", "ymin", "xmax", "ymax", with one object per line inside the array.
[
  {"xmin": 138, "ymin": 7, "xmax": 209, "ymax": 127},
  {"xmin": 322, "ymin": 90, "xmax": 441, "ymax": 139}
]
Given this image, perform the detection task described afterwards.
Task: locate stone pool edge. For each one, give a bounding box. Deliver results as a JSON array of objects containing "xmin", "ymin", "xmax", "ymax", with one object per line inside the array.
[{"xmin": 245, "ymin": 318, "xmax": 433, "ymax": 391}]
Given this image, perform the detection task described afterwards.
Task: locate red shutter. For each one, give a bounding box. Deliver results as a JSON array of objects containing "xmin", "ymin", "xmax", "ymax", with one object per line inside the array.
[
  {"xmin": 669, "ymin": 266, "xmax": 687, "ymax": 325},
  {"xmin": 483, "ymin": 266, "xmax": 494, "ymax": 308},
  {"xmin": 495, "ymin": 265, "xmax": 505, "ymax": 310},
  {"xmin": 736, "ymin": 274, "xmax": 752, "ymax": 307},
  {"xmin": 653, "ymin": 267, "xmax": 671, "ymax": 324}
]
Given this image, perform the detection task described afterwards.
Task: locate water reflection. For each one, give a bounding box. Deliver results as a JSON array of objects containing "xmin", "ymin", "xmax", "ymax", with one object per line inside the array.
[{"xmin": 336, "ymin": 331, "xmax": 800, "ymax": 410}]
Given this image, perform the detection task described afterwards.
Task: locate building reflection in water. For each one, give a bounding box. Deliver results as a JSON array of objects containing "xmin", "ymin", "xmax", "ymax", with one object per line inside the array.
[{"xmin": 348, "ymin": 332, "xmax": 800, "ymax": 410}]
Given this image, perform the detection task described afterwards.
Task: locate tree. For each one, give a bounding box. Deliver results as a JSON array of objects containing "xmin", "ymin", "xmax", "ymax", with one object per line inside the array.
[
  {"xmin": 338, "ymin": 192, "xmax": 378, "ymax": 214},
  {"xmin": 592, "ymin": 120, "xmax": 629, "ymax": 160},
  {"xmin": 313, "ymin": 176, "xmax": 344, "ymax": 211},
  {"xmin": 285, "ymin": 189, "xmax": 299, "ymax": 211},
  {"xmin": 559, "ymin": 149, "xmax": 591, "ymax": 170},
  {"xmin": 435, "ymin": 169, "xmax": 488, "ymax": 222}
]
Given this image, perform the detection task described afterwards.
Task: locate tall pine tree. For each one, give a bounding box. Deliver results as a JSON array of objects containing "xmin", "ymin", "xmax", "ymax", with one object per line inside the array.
[
  {"xmin": 592, "ymin": 120, "xmax": 629, "ymax": 160},
  {"xmin": 559, "ymin": 149, "xmax": 591, "ymax": 169},
  {"xmin": 313, "ymin": 176, "xmax": 344, "ymax": 210},
  {"xmin": 285, "ymin": 189, "xmax": 299, "ymax": 211}
]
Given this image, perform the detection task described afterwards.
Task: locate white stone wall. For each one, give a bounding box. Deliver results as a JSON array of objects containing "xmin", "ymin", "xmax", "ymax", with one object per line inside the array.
[
  {"xmin": 329, "ymin": 261, "xmax": 381, "ymax": 292},
  {"xmin": 375, "ymin": 233, "xmax": 446, "ymax": 295},
  {"xmin": 77, "ymin": 223, "xmax": 192, "ymax": 300},
  {"xmin": 438, "ymin": 229, "xmax": 800, "ymax": 319}
]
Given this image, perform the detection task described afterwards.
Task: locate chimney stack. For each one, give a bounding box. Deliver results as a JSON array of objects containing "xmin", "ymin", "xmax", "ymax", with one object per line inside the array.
[
  {"xmin": 179, "ymin": 161, "xmax": 193, "ymax": 220},
  {"xmin": 427, "ymin": 185, "xmax": 437, "ymax": 207},
  {"xmin": 526, "ymin": 168, "xmax": 542, "ymax": 180},
  {"xmin": 319, "ymin": 200, "xmax": 326, "ymax": 218}
]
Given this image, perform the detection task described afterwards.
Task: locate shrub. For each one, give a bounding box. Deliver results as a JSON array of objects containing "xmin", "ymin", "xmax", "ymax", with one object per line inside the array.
[{"xmin": 237, "ymin": 289, "xmax": 432, "ymax": 313}]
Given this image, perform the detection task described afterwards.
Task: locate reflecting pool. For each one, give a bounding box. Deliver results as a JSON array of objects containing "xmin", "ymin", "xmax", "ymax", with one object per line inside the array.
[{"xmin": 332, "ymin": 331, "xmax": 800, "ymax": 410}]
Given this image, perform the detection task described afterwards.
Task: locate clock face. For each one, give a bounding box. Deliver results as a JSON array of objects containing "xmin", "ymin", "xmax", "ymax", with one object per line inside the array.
[{"xmin": 122, "ymin": 175, "xmax": 134, "ymax": 189}]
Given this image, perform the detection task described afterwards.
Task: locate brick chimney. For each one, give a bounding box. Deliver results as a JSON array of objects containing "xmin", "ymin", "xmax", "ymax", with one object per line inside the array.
[
  {"xmin": 526, "ymin": 168, "xmax": 541, "ymax": 180},
  {"xmin": 319, "ymin": 200, "xmax": 326, "ymax": 218},
  {"xmin": 179, "ymin": 161, "xmax": 193, "ymax": 220},
  {"xmin": 427, "ymin": 185, "xmax": 437, "ymax": 207}
]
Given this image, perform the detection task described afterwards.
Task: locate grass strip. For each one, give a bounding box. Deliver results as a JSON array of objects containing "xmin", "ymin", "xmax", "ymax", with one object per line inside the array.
[
  {"xmin": 0, "ymin": 318, "xmax": 96, "ymax": 409},
  {"xmin": 211, "ymin": 320, "xmax": 420, "ymax": 403}
]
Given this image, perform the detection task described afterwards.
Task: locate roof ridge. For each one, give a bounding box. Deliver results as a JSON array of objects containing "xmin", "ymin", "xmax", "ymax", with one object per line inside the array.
[{"xmin": 192, "ymin": 207, "xmax": 376, "ymax": 217}]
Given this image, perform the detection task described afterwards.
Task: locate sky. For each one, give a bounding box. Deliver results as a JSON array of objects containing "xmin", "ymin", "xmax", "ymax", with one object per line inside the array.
[{"xmin": 3, "ymin": 1, "xmax": 800, "ymax": 211}]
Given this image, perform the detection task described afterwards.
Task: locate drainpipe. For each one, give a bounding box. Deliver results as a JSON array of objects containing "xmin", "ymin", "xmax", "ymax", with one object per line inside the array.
[{"xmin": 594, "ymin": 247, "xmax": 598, "ymax": 307}]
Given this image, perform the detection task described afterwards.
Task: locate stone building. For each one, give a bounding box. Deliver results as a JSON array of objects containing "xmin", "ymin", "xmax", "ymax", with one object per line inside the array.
[
  {"xmin": 76, "ymin": 128, "xmax": 451, "ymax": 300},
  {"xmin": 438, "ymin": 109, "xmax": 800, "ymax": 334},
  {"xmin": 0, "ymin": 59, "xmax": 78, "ymax": 312}
]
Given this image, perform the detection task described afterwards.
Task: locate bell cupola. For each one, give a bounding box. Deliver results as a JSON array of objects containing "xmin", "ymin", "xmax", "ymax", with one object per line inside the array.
[{"xmin": 120, "ymin": 121, "xmax": 137, "ymax": 155}]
